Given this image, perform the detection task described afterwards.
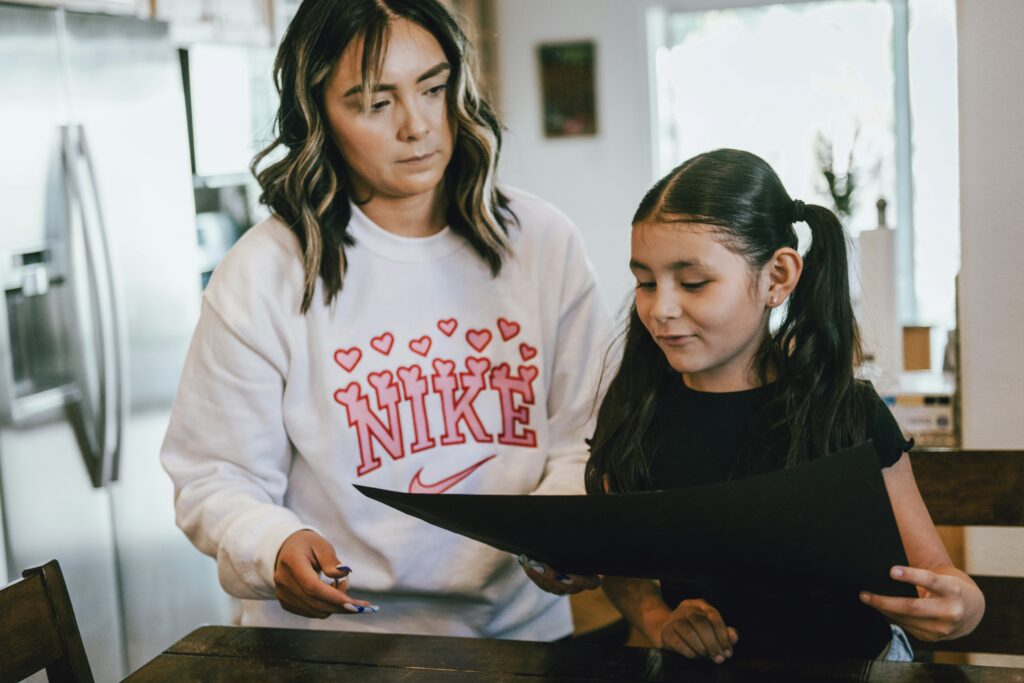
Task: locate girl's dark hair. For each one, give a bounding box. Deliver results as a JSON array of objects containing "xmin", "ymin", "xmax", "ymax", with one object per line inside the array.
[
  {"xmin": 252, "ymin": 0, "xmax": 514, "ymax": 313},
  {"xmin": 586, "ymin": 149, "xmax": 865, "ymax": 494}
]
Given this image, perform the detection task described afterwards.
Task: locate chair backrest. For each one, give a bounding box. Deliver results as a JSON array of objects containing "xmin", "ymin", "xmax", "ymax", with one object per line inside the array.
[
  {"xmin": 909, "ymin": 449, "xmax": 1024, "ymax": 657},
  {"xmin": 0, "ymin": 560, "xmax": 94, "ymax": 683}
]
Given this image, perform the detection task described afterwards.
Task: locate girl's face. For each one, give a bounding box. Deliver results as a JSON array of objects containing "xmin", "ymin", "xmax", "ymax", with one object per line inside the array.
[
  {"xmin": 630, "ymin": 221, "xmax": 772, "ymax": 392},
  {"xmin": 324, "ymin": 19, "xmax": 454, "ymax": 203}
]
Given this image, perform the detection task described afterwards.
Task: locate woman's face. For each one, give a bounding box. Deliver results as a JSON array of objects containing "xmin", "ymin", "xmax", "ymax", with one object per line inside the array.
[
  {"xmin": 630, "ymin": 221, "xmax": 772, "ymax": 392},
  {"xmin": 324, "ymin": 19, "xmax": 454, "ymax": 202}
]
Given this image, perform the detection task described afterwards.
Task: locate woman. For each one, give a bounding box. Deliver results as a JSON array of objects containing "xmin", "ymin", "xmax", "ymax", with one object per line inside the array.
[{"xmin": 161, "ymin": 0, "xmax": 610, "ymax": 640}]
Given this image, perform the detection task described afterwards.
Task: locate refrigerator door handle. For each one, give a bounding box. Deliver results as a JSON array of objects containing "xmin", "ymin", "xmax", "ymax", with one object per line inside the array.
[
  {"xmin": 61, "ymin": 124, "xmax": 123, "ymax": 487},
  {"xmin": 76, "ymin": 125, "xmax": 126, "ymax": 485}
]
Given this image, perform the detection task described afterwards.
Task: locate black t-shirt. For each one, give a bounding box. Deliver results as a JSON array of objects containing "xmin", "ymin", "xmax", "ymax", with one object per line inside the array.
[{"xmin": 647, "ymin": 378, "xmax": 913, "ymax": 660}]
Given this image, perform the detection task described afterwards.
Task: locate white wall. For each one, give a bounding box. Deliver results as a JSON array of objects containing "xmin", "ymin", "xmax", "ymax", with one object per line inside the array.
[
  {"xmin": 494, "ymin": 0, "xmax": 653, "ymax": 317},
  {"xmin": 956, "ymin": 0, "xmax": 1024, "ymax": 668}
]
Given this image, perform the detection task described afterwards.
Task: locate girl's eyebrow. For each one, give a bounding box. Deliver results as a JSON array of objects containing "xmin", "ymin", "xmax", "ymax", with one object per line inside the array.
[
  {"xmin": 342, "ymin": 62, "xmax": 452, "ymax": 98},
  {"xmin": 629, "ymin": 259, "xmax": 707, "ymax": 271}
]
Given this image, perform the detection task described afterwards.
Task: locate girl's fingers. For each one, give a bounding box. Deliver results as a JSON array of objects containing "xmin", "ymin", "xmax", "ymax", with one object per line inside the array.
[
  {"xmin": 688, "ymin": 613, "xmax": 729, "ymax": 661},
  {"xmin": 861, "ymin": 592, "xmax": 940, "ymax": 619},
  {"xmin": 665, "ymin": 623, "xmax": 702, "ymax": 659},
  {"xmin": 700, "ymin": 607, "xmax": 734, "ymax": 657},
  {"xmin": 889, "ymin": 566, "xmax": 951, "ymax": 594},
  {"xmin": 662, "ymin": 626, "xmax": 699, "ymax": 658}
]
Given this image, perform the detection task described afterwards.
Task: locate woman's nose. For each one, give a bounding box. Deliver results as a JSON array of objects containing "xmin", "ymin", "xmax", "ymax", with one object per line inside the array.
[{"xmin": 399, "ymin": 101, "xmax": 430, "ymax": 141}]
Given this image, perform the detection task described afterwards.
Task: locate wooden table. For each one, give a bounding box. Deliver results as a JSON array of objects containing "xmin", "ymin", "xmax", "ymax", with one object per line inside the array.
[{"xmin": 124, "ymin": 625, "xmax": 1024, "ymax": 682}]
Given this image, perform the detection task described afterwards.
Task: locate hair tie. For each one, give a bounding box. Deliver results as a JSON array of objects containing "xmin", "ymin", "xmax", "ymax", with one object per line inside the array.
[{"xmin": 792, "ymin": 199, "xmax": 806, "ymax": 223}]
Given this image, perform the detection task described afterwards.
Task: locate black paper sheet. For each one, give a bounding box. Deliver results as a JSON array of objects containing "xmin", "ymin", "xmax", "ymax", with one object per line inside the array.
[{"xmin": 355, "ymin": 441, "xmax": 916, "ymax": 598}]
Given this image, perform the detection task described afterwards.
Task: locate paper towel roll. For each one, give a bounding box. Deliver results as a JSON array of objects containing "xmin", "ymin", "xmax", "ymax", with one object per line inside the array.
[{"xmin": 857, "ymin": 226, "xmax": 902, "ymax": 384}]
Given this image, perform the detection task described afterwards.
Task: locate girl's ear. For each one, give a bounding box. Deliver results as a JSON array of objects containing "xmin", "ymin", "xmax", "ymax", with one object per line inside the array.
[{"xmin": 765, "ymin": 247, "xmax": 803, "ymax": 308}]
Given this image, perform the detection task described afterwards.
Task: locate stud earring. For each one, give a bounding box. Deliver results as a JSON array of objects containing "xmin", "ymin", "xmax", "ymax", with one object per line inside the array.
[{"xmin": 769, "ymin": 296, "xmax": 777, "ymax": 306}]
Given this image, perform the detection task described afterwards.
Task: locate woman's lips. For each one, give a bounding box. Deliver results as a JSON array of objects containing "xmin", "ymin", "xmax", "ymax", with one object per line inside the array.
[{"xmin": 398, "ymin": 152, "xmax": 437, "ymax": 164}]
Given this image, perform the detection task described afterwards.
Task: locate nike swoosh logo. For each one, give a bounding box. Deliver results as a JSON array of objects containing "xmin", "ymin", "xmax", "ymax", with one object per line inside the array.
[{"xmin": 408, "ymin": 455, "xmax": 497, "ymax": 494}]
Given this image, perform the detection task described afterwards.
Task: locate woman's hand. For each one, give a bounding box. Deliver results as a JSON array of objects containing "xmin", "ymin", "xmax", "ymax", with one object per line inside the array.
[
  {"xmin": 651, "ymin": 598, "xmax": 739, "ymax": 663},
  {"xmin": 274, "ymin": 529, "xmax": 378, "ymax": 618},
  {"xmin": 861, "ymin": 565, "xmax": 984, "ymax": 641},
  {"xmin": 517, "ymin": 555, "xmax": 602, "ymax": 595}
]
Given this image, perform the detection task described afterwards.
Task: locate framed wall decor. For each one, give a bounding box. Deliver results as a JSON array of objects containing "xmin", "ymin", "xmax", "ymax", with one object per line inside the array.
[{"xmin": 537, "ymin": 40, "xmax": 597, "ymax": 138}]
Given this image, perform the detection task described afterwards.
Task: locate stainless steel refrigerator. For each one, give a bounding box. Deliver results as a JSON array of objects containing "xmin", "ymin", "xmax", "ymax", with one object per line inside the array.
[{"xmin": 0, "ymin": 4, "xmax": 233, "ymax": 679}]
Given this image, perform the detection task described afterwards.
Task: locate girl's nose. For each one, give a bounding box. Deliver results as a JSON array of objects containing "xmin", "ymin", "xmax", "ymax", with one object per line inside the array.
[{"xmin": 651, "ymin": 290, "xmax": 682, "ymax": 323}]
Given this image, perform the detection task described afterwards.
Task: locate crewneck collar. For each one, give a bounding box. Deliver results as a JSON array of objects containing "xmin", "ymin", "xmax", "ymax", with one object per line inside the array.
[{"xmin": 347, "ymin": 202, "xmax": 465, "ymax": 262}]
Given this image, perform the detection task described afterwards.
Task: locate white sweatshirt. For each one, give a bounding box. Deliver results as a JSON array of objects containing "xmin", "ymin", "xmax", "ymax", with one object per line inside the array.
[{"xmin": 160, "ymin": 188, "xmax": 613, "ymax": 639}]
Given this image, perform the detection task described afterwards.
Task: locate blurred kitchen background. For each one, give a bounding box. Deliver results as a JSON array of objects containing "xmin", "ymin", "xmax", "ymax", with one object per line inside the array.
[{"xmin": 0, "ymin": 0, "xmax": 1021, "ymax": 677}]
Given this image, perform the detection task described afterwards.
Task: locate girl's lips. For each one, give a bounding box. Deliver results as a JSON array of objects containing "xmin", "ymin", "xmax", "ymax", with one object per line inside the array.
[{"xmin": 658, "ymin": 334, "xmax": 697, "ymax": 347}]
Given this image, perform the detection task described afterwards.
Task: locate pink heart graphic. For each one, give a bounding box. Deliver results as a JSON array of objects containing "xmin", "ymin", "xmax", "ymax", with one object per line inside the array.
[
  {"xmin": 466, "ymin": 356, "xmax": 492, "ymax": 376},
  {"xmin": 497, "ymin": 317, "xmax": 520, "ymax": 341},
  {"xmin": 432, "ymin": 358, "xmax": 456, "ymax": 376},
  {"xmin": 437, "ymin": 318, "xmax": 458, "ymax": 337},
  {"xmin": 333, "ymin": 347, "xmax": 362, "ymax": 372},
  {"xmin": 409, "ymin": 335, "xmax": 432, "ymax": 357},
  {"xmin": 465, "ymin": 328, "xmax": 492, "ymax": 352},
  {"xmin": 519, "ymin": 365, "xmax": 539, "ymax": 384},
  {"xmin": 519, "ymin": 343, "xmax": 537, "ymax": 361},
  {"xmin": 333, "ymin": 382, "xmax": 361, "ymax": 405},
  {"xmin": 370, "ymin": 332, "xmax": 394, "ymax": 355}
]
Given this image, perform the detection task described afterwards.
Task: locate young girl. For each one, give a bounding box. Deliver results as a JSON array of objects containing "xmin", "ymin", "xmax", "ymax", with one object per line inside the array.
[
  {"xmin": 585, "ymin": 149, "xmax": 983, "ymax": 661},
  {"xmin": 160, "ymin": 0, "xmax": 610, "ymax": 639}
]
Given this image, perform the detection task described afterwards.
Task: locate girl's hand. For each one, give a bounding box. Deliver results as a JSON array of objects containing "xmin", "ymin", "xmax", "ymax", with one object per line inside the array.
[
  {"xmin": 652, "ymin": 598, "xmax": 739, "ymax": 663},
  {"xmin": 274, "ymin": 530, "xmax": 378, "ymax": 618},
  {"xmin": 517, "ymin": 555, "xmax": 602, "ymax": 595},
  {"xmin": 861, "ymin": 565, "xmax": 982, "ymax": 641}
]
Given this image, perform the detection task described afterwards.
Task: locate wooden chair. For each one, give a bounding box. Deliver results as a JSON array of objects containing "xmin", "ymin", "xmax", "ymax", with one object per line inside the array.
[
  {"xmin": 0, "ymin": 559, "xmax": 94, "ymax": 683},
  {"xmin": 909, "ymin": 448, "xmax": 1024, "ymax": 658}
]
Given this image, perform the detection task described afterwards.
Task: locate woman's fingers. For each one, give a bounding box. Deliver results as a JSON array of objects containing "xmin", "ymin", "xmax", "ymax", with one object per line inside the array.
[
  {"xmin": 517, "ymin": 556, "xmax": 599, "ymax": 595},
  {"xmin": 275, "ymin": 583, "xmax": 330, "ymax": 619},
  {"xmin": 274, "ymin": 531, "xmax": 379, "ymax": 617}
]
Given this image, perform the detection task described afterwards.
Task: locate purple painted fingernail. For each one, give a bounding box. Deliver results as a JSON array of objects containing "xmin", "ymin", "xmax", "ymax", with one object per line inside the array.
[
  {"xmin": 342, "ymin": 602, "xmax": 380, "ymax": 614},
  {"xmin": 337, "ymin": 565, "xmax": 352, "ymax": 574}
]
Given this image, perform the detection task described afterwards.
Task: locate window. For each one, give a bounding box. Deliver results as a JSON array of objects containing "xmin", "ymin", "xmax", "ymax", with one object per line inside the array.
[{"xmin": 650, "ymin": 0, "xmax": 959, "ymax": 343}]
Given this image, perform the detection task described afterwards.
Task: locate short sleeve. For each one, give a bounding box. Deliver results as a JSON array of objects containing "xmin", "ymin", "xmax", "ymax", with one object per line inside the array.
[{"xmin": 859, "ymin": 382, "xmax": 915, "ymax": 468}]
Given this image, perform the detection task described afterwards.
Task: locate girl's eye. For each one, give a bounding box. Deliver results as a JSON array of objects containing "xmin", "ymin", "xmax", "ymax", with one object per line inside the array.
[
  {"xmin": 635, "ymin": 282, "xmax": 656, "ymax": 291},
  {"xmin": 426, "ymin": 84, "xmax": 447, "ymax": 96},
  {"xmin": 681, "ymin": 281, "xmax": 709, "ymax": 291},
  {"xmin": 369, "ymin": 99, "xmax": 390, "ymax": 113}
]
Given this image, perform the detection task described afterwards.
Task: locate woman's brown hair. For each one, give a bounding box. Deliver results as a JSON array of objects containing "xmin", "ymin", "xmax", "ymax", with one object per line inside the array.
[{"xmin": 252, "ymin": 0, "xmax": 514, "ymax": 313}]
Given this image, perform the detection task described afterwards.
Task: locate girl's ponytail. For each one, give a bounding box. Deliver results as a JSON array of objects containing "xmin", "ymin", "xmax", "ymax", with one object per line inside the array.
[{"xmin": 770, "ymin": 202, "xmax": 864, "ymax": 466}]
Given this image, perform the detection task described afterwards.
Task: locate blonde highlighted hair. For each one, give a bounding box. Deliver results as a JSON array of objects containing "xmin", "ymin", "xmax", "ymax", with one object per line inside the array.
[{"xmin": 252, "ymin": 0, "xmax": 514, "ymax": 313}]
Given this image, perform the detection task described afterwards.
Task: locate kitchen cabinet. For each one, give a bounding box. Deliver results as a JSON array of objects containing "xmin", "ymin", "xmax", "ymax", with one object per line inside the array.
[
  {"xmin": 153, "ymin": 0, "xmax": 274, "ymax": 45},
  {"xmin": 4, "ymin": 0, "xmax": 146, "ymax": 15}
]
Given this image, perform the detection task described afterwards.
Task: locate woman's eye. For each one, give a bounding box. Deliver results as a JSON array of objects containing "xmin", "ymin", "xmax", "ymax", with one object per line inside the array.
[
  {"xmin": 426, "ymin": 84, "xmax": 447, "ymax": 96},
  {"xmin": 681, "ymin": 281, "xmax": 708, "ymax": 291},
  {"xmin": 635, "ymin": 281, "xmax": 656, "ymax": 291},
  {"xmin": 369, "ymin": 99, "xmax": 390, "ymax": 113}
]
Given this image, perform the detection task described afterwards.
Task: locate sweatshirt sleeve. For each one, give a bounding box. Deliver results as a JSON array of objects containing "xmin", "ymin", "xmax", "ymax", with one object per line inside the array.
[
  {"xmin": 532, "ymin": 222, "xmax": 615, "ymax": 496},
  {"xmin": 160, "ymin": 271, "xmax": 312, "ymax": 599}
]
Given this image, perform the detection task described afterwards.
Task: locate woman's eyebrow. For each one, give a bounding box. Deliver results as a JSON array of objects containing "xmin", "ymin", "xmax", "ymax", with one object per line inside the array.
[{"xmin": 342, "ymin": 62, "xmax": 451, "ymax": 98}]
